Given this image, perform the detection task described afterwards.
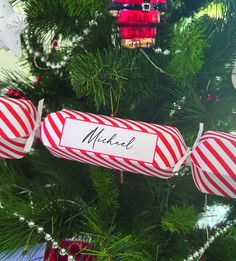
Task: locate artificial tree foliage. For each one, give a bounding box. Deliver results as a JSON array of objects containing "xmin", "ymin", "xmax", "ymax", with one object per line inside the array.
[{"xmin": 0, "ymin": 0, "xmax": 236, "ymax": 260}]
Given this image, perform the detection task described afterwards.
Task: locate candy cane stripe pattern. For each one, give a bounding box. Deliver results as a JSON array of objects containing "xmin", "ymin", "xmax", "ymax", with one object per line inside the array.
[
  {"xmin": 190, "ymin": 131, "xmax": 236, "ymax": 198},
  {"xmin": 0, "ymin": 97, "xmax": 37, "ymax": 159},
  {"xmin": 40, "ymin": 110, "xmax": 187, "ymax": 178}
]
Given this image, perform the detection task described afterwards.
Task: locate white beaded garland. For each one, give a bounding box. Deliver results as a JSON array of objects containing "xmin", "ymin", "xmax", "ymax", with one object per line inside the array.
[
  {"xmin": 24, "ymin": 11, "xmax": 102, "ymax": 72},
  {"xmin": 59, "ymin": 248, "xmax": 67, "ymax": 256},
  {"xmin": 154, "ymin": 47, "xmax": 181, "ymax": 55},
  {"xmin": 0, "ymin": 201, "xmax": 82, "ymax": 260},
  {"xmin": 68, "ymin": 255, "xmax": 75, "ymax": 261},
  {"xmin": 19, "ymin": 216, "xmax": 25, "ymax": 222},
  {"xmin": 37, "ymin": 227, "xmax": 44, "ymax": 233},
  {"xmin": 45, "ymin": 233, "xmax": 52, "ymax": 241},
  {"xmin": 28, "ymin": 221, "xmax": 35, "ymax": 228},
  {"xmin": 185, "ymin": 218, "xmax": 236, "ymax": 261},
  {"xmin": 52, "ymin": 241, "xmax": 59, "ymax": 249}
]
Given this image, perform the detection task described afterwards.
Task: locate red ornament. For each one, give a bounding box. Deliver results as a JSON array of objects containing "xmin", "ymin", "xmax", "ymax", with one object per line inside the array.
[
  {"xmin": 109, "ymin": 0, "xmax": 167, "ymax": 48},
  {"xmin": 52, "ymin": 40, "xmax": 58, "ymax": 47},
  {"xmin": 6, "ymin": 88, "xmax": 25, "ymax": 99},
  {"xmin": 44, "ymin": 240, "xmax": 94, "ymax": 261},
  {"xmin": 207, "ymin": 94, "xmax": 213, "ymax": 102},
  {"xmin": 35, "ymin": 75, "xmax": 41, "ymax": 84}
]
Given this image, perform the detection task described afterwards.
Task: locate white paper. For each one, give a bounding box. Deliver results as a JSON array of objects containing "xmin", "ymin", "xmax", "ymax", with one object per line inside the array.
[{"xmin": 60, "ymin": 118, "xmax": 158, "ymax": 163}]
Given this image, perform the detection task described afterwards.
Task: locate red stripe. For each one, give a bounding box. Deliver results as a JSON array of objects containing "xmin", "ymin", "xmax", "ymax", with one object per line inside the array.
[
  {"xmin": 93, "ymin": 152, "xmax": 128, "ymax": 170},
  {"xmin": 41, "ymin": 121, "xmax": 58, "ymax": 148},
  {"xmin": 126, "ymin": 120, "xmax": 147, "ymax": 132},
  {"xmin": 47, "ymin": 115, "xmax": 61, "ymax": 139},
  {"xmin": 0, "ymin": 149, "xmax": 20, "ymax": 158},
  {"xmin": 153, "ymin": 124, "xmax": 185, "ymax": 157},
  {"xmin": 193, "ymin": 164, "xmax": 215, "ymax": 195},
  {"xmin": 124, "ymin": 158, "xmax": 154, "ymax": 177},
  {"xmin": 3, "ymin": 138, "xmax": 25, "ymax": 148},
  {"xmin": 1, "ymin": 100, "xmax": 30, "ymax": 135},
  {"xmin": 9, "ymin": 97, "xmax": 36, "ymax": 122},
  {"xmin": 69, "ymin": 110, "xmax": 90, "ymax": 121},
  {"xmin": 0, "ymin": 141, "xmax": 25, "ymax": 157},
  {"xmin": 195, "ymin": 146, "xmax": 236, "ymax": 195},
  {"xmin": 80, "ymin": 150, "xmax": 116, "ymax": 168},
  {"xmin": 110, "ymin": 117, "xmax": 133, "ymax": 129},
  {"xmin": 63, "ymin": 111, "xmax": 79, "ymax": 119},
  {"xmin": 56, "ymin": 112, "xmax": 67, "ymax": 125},
  {"xmin": 0, "ymin": 110, "xmax": 21, "ymax": 137},
  {"xmin": 137, "ymin": 160, "xmax": 171, "ymax": 178},
  {"xmin": 204, "ymin": 141, "xmax": 236, "ymax": 180},
  {"xmin": 109, "ymin": 155, "xmax": 140, "ymax": 173},
  {"xmin": 2, "ymin": 97, "xmax": 36, "ymax": 125},
  {"xmin": 85, "ymin": 113, "xmax": 106, "ymax": 125},
  {"xmin": 96, "ymin": 115, "xmax": 119, "ymax": 127},
  {"xmin": 200, "ymin": 132, "xmax": 236, "ymax": 143},
  {"xmin": 142, "ymin": 122, "xmax": 179, "ymax": 165},
  {"xmin": 215, "ymin": 139, "xmax": 236, "ymax": 165},
  {"xmin": 191, "ymin": 164, "xmax": 201, "ymax": 191}
]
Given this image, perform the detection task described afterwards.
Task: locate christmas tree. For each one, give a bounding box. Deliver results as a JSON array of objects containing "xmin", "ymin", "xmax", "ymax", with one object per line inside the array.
[{"xmin": 0, "ymin": 0, "xmax": 236, "ymax": 260}]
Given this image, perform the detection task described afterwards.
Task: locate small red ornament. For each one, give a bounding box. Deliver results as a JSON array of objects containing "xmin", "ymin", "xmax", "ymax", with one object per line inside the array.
[
  {"xmin": 35, "ymin": 75, "xmax": 41, "ymax": 84},
  {"xmin": 109, "ymin": 0, "xmax": 167, "ymax": 49},
  {"xmin": 6, "ymin": 88, "xmax": 25, "ymax": 99},
  {"xmin": 6, "ymin": 88, "xmax": 15, "ymax": 95},
  {"xmin": 52, "ymin": 40, "xmax": 58, "ymax": 47},
  {"xmin": 207, "ymin": 94, "xmax": 213, "ymax": 102},
  {"xmin": 44, "ymin": 240, "xmax": 94, "ymax": 261}
]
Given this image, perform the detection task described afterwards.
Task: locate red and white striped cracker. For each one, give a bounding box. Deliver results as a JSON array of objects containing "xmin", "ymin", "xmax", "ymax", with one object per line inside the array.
[
  {"xmin": 190, "ymin": 131, "xmax": 236, "ymax": 198},
  {"xmin": 0, "ymin": 97, "xmax": 37, "ymax": 159},
  {"xmin": 40, "ymin": 109, "xmax": 187, "ymax": 179}
]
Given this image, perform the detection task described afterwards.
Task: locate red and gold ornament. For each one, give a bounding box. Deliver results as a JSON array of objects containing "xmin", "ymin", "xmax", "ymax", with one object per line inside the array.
[{"xmin": 108, "ymin": 0, "xmax": 167, "ymax": 48}]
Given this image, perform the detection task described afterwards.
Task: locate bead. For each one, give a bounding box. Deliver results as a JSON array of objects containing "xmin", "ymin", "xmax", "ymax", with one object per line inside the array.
[
  {"xmin": 50, "ymin": 64, "xmax": 56, "ymax": 69},
  {"xmin": 59, "ymin": 248, "xmax": 67, "ymax": 256},
  {"xmin": 18, "ymin": 215, "xmax": 25, "ymax": 222},
  {"xmin": 28, "ymin": 221, "xmax": 35, "ymax": 228},
  {"xmin": 199, "ymin": 248, "xmax": 204, "ymax": 254},
  {"xmin": 46, "ymin": 62, "xmax": 51, "ymax": 67},
  {"xmin": 163, "ymin": 50, "xmax": 170, "ymax": 55},
  {"xmin": 68, "ymin": 255, "xmax": 74, "ymax": 261},
  {"xmin": 52, "ymin": 241, "xmax": 59, "ymax": 249},
  {"xmin": 29, "ymin": 49, "xmax": 34, "ymax": 54},
  {"xmin": 35, "ymin": 51, "xmax": 40, "ymax": 57},
  {"xmin": 41, "ymin": 57, "xmax": 46, "ymax": 62},
  {"xmin": 37, "ymin": 227, "xmax": 44, "ymax": 233},
  {"xmin": 60, "ymin": 61, "xmax": 66, "ymax": 66},
  {"xmin": 45, "ymin": 234, "xmax": 52, "ymax": 241}
]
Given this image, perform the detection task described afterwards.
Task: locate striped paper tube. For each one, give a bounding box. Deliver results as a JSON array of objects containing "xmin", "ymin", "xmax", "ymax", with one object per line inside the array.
[
  {"xmin": 190, "ymin": 131, "xmax": 236, "ymax": 198},
  {"xmin": 0, "ymin": 97, "xmax": 37, "ymax": 159},
  {"xmin": 40, "ymin": 109, "xmax": 187, "ymax": 179}
]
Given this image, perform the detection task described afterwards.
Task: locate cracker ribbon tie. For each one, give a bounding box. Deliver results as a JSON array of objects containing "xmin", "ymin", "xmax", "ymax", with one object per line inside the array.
[
  {"xmin": 24, "ymin": 99, "xmax": 44, "ymax": 152},
  {"xmin": 173, "ymin": 123, "xmax": 204, "ymax": 173}
]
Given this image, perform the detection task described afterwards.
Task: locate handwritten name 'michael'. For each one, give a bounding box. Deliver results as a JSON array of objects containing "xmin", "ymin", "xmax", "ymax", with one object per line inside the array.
[{"xmin": 82, "ymin": 127, "xmax": 136, "ymax": 150}]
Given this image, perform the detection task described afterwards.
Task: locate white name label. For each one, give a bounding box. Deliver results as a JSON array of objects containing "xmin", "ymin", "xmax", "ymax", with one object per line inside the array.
[{"xmin": 60, "ymin": 118, "xmax": 158, "ymax": 163}]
